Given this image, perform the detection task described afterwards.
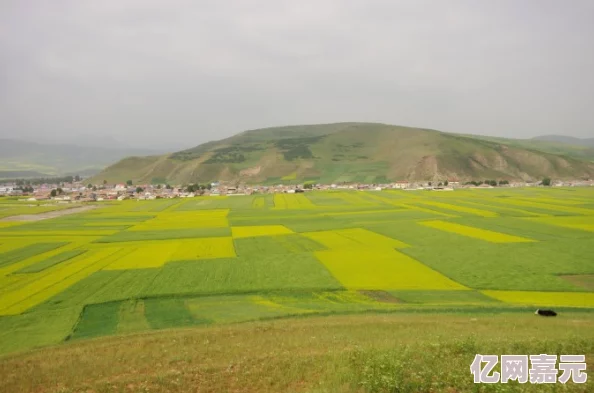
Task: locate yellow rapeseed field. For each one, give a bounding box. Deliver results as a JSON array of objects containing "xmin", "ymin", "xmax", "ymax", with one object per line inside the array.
[
  {"xmin": 303, "ymin": 228, "xmax": 409, "ymax": 250},
  {"xmin": 419, "ymin": 220, "xmax": 535, "ymax": 243},
  {"xmin": 314, "ymin": 249, "xmax": 467, "ymax": 290},
  {"xmin": 97, "ymin": 238, "xmax": 236, "ymax": 269},
  {"xmin": 0, "ymin": 241, "xmax": 88, "ymax": 277},
  {"xmin": 522, "ymin": 216, "xmax": 594, "ymax": 232},
  {"xmin": 0, "ymin": 248, "xmax": 123, "ymax": 315},
  {"xmin": 482, "ymin": 290, "xmax": 594, "ymax": 308},
  {"xmin": 102, "ymin": 246, "xmax": 175, "ymax": 270},
  {"xmin": 231, "ymin": 225, "xmax": 294, "ymax": 238},
  {"xmin": 413, "ymin": 201, "xmax": 498, "ymax": 217}
]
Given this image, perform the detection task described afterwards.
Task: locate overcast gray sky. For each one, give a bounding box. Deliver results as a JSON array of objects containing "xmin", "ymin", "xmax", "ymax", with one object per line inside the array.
[{"xmin": 1, "ymin": 0, "xmax": 593, "ymax": 149}]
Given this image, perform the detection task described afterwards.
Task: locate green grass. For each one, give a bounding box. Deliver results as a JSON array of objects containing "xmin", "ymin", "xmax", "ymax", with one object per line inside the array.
[
  {"xmin": 144, "ymin": 297, "xmax": 210, "ymax": 329},
  {"xmin": 368, "ymin": 222, "xmax": 593, "ymax": 291},
  {"xmin": 2, "ymin": 312, "xmax": 594, "ymax": 393},
  {"xmin": 389, "ymin": 290, "xmax": 501, "ymax": 304},
  {"xmin": 34, "ymin": 270, "xmax": 162, "ymax": 311},
  {"xmin": 69, "ymin": 302, "xmax": 120, "ymax": 340},
  {"xmin": 143, "ymin": 253, "xmax": 343, "ymax": 297}
]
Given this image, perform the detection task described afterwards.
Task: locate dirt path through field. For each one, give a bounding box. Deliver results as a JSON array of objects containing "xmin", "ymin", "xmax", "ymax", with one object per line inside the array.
[{"xmin": 0, "ymin": 205, "xmax": 100, "ymax": 222}]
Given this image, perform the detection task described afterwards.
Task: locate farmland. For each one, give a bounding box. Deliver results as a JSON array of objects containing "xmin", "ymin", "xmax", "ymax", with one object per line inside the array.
[{"xmin": 0, "ymin": 188, "xmax": 594, "ymax": 391}]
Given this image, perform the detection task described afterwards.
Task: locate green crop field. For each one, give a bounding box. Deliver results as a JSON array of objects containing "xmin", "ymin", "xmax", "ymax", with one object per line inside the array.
[{"xmin": 1, "ymin": 188, "xmax": 594, "ymax": 392}]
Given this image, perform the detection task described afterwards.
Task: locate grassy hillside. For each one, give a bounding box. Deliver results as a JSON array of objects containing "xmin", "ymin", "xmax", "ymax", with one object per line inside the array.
[
  {"xmin": 94, "ymin": 123, "xmax": 594, "ymax": 184},
  {"xmin": 453, "ymin": 133, "xmax": 594, "ymax": 163},
  {"xmin": 532, "ymin": 135, "xmax": 594, "ymax": 148},
  {"xmin": 2, "ymin": 312, "xmax": 593, "ymax": 393},
  {"xmin": 0, "ymin": 139, "xmax": 163, "ymax": 178}
]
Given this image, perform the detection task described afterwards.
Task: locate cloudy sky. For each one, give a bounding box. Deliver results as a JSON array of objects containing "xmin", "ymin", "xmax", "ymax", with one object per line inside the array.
[{"xmin": 1, "ymin": 0, "xmax": 593, "ymax": 150}]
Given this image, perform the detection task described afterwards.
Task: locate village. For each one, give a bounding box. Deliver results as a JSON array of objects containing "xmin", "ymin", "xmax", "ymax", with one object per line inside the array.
[{"xmin": 0, "ymin": 177, "xmax": 593, "ymax": 202}]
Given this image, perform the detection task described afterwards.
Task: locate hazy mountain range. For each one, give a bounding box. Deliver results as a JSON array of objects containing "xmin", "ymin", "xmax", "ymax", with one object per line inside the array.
[{"xmin": 0, "ymin": 138, "xmax": 164, "ymax": 179}]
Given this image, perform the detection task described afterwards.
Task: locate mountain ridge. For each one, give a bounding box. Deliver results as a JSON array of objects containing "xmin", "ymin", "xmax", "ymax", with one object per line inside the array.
[
  {"xmin": 86, "ymin": 122, "xmax": 594, "ymax": 184},
  {"xmin": 0, "ymin": 138, "xmax": 165, "ymax": 178}
]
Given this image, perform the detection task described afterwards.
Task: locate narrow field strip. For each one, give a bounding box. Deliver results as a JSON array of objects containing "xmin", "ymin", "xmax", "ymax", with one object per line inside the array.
[
  {"xmin": 482, "ymin": 290, "xmax": 594, "ymax": 308},
  {"xmin": 522, "ymin": 216, "xmax": 594, "ymax": 232},
  {"xmin": 303, "ymin": 228, "xmax": 409, "ymax": 250},
  {"xmin": 234, "ymin": 234, "xmax": 324, "ymax": 255},
  {"xmin": 0, "ymin": 248, "xmax": 124, "ymax": 315},
  {"xmin": 412, "ymin": 201, "xmax": 498, "ymax": 217},
  {"xmin": 231, "ymin": 225, "xmax": 294, "ymax": 238},
  {"xmin": 314, "ymin": 249, "xmax": 467, "ymax": 290},
  {"xmin": 449, "ymin": 199, "xmax": 548, "ymax": 217},
  {"xmin": 515, "ymin": 196, "xmax": 592, "ymax": 206},
  {"xmin": 0, "ymin": 242, "xmax": 69, "ymax": 269},
  {"xmin": 419, "ymin": 220, "xmax": 536, "ymax": 243},
  {"xmin": 495, "ymin": 198, "xmax": 594, "ymax": 215},
  {"xmin": 356, "ymin": 192, "xmax": 458, "ymax": 218},
  {"xmin": 15, "ymin": 250, "xmax": 88, "ymax": 273}
]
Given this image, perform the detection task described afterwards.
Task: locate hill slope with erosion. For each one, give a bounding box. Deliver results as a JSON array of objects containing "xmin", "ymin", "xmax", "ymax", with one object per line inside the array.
[{"xmin": 94, "ymin": 123, "xmax": 594, "ymax": 184}]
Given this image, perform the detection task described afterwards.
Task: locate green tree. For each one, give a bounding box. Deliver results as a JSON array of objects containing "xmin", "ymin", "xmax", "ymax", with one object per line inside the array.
[
  {"xmin": 304, "ymin": 183, "xmax": 313, "ymax": 189},
  {"xmin": 136, "ymin": 187, "xmax": 144, "ymax": 193},
  {"xmin": 50, "ymin": 189, "xmax": 57, "ymax": 197},
  {"xmin": 92, "ymin": 186, "xmax": 97, "ymax": 191},
  {"xmin": 438, "ymin": 182, "xmax": 443, "ymax": 187},
  {"xmin": 126, "ymin": 180, "xmax": 133, "ymax": 186},
  {"xmin": 87, "ymin": 183, "xmax": 92, "ymax": 189},
  {"xmin": 542, "ymin": 177, "xmax": 551, "ymax": 186},
  {"xmin": 103, "ymin": 180, "xmax": 107, "ymax": 185},
  {"xmin": 444, "ymin": 180, "xmax": 449, "ymax": 186}
]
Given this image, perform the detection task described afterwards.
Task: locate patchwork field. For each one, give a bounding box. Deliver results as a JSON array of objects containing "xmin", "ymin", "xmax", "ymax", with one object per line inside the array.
[{"xmin": 0, "ymin": 188, "xmax": 594, "ymax": 358}]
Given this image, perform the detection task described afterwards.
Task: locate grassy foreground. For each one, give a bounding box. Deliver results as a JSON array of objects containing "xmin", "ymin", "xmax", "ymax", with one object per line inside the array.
[{"xmin": 1, "ymin": 312, "xmax": 593, "ymax": 393}]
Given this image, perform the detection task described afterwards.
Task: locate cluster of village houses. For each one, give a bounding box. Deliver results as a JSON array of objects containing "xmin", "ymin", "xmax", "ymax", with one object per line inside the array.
[{"xmin": 0, "ymin": 178, "xmax": 593, "ymax": 202}]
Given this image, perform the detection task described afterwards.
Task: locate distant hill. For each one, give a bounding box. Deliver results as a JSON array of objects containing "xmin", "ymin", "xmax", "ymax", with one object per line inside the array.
[
  {"xmin": 531, "ymin": 135, "xmax": 594, "ymax": 148},
  {"xmin": 93, "ymin": 123, "xmax": 594, "ymax": 184},
  {"xmin": 451, "ymin": 134, "xmax": 594, "ymax": 163},
  {"xmin": 0, "ymin": 139, "xmax": 163, "ymax": 179}
]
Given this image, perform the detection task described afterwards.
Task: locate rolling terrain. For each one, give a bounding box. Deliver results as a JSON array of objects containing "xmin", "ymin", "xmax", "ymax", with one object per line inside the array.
[
  {"xmin": 532, "ymin": 135, "xmax": 594, "ymax": 148},
  {"xmin": 93, "ymin": 123, "xmax": 594, "ymax": 184},
  {"xmin": 0, "ymin": 188, "xmax": 593, "ymax": 391},
  {"xmin": 0, "ymin": 139, "xmax": 162, "ymax": 178}
]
